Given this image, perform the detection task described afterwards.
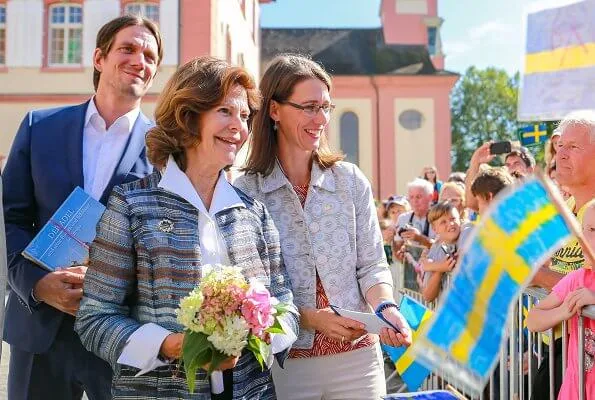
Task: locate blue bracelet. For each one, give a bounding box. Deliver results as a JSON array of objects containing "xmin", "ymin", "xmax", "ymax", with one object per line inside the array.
[
  {"xmin": 374, "ymin": 301, "xmax": 402, "ymax": 333},
  {"xmin": 375, "ymin": 300, "xmax": 399, "ymax": 315}
]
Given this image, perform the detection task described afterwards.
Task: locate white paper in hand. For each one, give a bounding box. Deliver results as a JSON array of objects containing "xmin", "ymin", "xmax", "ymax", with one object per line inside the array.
[{"xmin": 329, "ymin": 305, "xmax": 393, "ymax": 334}]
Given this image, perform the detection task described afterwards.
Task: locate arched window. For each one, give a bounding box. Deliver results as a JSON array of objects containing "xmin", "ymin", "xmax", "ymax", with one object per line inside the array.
[
  {"xmin": 48, "ymin": 3, "xmax": 83, "ymax": 66},
  {"xmin": 340, "ymin": 112, "xmax": 359, "ymax": 165},
  {"xmin": 124, "ymin": 2, "xmax": 159, "ymax": 23}
]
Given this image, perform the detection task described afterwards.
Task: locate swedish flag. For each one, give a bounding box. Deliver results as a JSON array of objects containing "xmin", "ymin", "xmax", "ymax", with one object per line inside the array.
[
  {"xmin": 384, "ymin": 390, "xmax": 458, "ymax": 399},
  {"xmin": 411, "ymin": 177, "xmax": 571, "ymax": 395},
  {"xmin": 382, "ymin": 296, "xmax": 432, "ymax": 391},
  {"xmin": 518, "ymin": 123, "xmax": 548, "ymax": 147}
]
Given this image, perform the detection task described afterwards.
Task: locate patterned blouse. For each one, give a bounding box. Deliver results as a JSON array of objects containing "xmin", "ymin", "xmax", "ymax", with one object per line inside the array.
[
  {"xmin": 235, "ymin": 161, "xmax": 391, "ymax": 351},
  {"xmin": 288, "ymin": 182, "xmax": 375, "ymax": 358}
]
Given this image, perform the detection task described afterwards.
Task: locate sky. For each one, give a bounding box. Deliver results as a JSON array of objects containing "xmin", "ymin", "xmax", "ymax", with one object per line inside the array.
[{"xmin": 260, "ymin": 0, "xmax": 548, "ymax": 76}]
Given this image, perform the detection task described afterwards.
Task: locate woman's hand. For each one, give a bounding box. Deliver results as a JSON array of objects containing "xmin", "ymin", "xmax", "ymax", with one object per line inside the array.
[
  {"xmin": 159, "ymin": 333, "xmax": 184, "ymax": 360},
  {"xmin": 202, "ymin": 356, "xmax": 240, "ymax": 372},
  {"xmin": 303, "ymin": 307, "xmax": 367, "ymax": 343},
  {"xmin": 566, "ymin": 288, "xmax": 595, "ymax": 316},
  {"xmin": 379, "ymin": 307, "xmax": 412, "ymax": 347}
]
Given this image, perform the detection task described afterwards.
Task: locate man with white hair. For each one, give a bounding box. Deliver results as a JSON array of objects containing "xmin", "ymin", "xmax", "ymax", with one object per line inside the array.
[
  {"xmin": 533, "ymin": 110, "xmax": 595, "ymax": 287},
  {"xmin": 394, "ymin": 178, "xmax": 436, "ymax": 248},
  {"xmin": 530, "ymin": 110, "xmax": 595, "ymax": 400},
  {"xmin": 392, "ymin": 178, "xmax": 436, "ymax": 291}
]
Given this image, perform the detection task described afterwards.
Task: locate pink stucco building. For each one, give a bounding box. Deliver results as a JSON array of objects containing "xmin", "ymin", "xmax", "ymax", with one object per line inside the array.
[
  {"xmin": 0, "ymin": 0, "xmax": 457, "ymax": 197},
  {"xmin": 262, "ymin": 0, "xmax": 458, "ymax": 197}
]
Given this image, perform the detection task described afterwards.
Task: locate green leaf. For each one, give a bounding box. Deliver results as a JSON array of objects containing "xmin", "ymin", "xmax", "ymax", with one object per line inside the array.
[
  {"xmin": 185, "ymin": 362, "xmax": 198, "ymax": 394},
  {"xmin": 191, "ymin": 347, "xmax": 212, "ymax": 373},
  {"xmin": 247, "ymin": 336, "xmax": 265, "ymax": 370},
  {"xmin": 273, "ymin": 303, "xmax": 290, "ymax": 314},
  {"xmin": 265, "ymin": 318, "xmax": 285, "ymax": 334},
  {"xmin": 182, "ymin": 331, "xmax": 209, "ymax": 371},
  {"xmin": 208, "ymin": 345, "xmax": 228, "ymax": 375},
  {"xmin": 182, "ymin": 331, "xmax": 211, "ymax": 393}
]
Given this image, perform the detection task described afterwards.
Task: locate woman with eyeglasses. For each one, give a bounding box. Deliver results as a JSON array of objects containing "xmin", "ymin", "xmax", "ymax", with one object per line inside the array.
[{"xmin": 235, "ymin": 54, "xmax": 411, "ymax": 399}]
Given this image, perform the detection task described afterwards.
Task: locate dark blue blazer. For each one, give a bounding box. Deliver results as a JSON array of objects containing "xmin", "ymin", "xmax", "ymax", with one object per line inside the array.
[{"xmin": 3, "ymin": 100, "xmax": 153, "ymax": 353}]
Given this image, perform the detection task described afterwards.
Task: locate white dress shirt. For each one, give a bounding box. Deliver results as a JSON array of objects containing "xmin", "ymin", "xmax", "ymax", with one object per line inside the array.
[
  {"xmin": 117, "ymin": 156, "xmax": 245, "ymax": 391},
  {"xmin": 83, "ymin": 97, "xmax": 140, "ymax": 200}
]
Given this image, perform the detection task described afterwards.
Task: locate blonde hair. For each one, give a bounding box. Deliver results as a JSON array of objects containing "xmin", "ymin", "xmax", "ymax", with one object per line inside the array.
[
  {"xmin": 428, "ymin": 201, "xmax": 457, "ymax": 225},
  {"xmin": 439, "ymin": 182, "xmax": 466, "ymax": 204},
  {"xmin": 145, "ymin": 56, "xmax": 260, "ymax": 170}
]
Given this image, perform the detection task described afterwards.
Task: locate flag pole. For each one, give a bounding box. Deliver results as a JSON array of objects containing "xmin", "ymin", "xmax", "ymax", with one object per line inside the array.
[{"xmin": 538, "ymin": 172, "xmax": 595, "ymax": 268}]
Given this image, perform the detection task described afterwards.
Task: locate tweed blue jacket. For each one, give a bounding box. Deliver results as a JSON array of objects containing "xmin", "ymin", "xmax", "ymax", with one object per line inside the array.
[{"xmin": 75, "ymin": 171, "xmax": 299, "ymax": 399}]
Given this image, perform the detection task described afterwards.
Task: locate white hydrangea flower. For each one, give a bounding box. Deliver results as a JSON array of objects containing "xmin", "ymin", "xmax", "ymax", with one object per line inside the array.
[
  {"xmin": 176, "ymin": 289, "xmax": 204, "ymax": 333},
  {"xmin": 207, "ymin": 315, "xmax": 249, "ymax": 357}
]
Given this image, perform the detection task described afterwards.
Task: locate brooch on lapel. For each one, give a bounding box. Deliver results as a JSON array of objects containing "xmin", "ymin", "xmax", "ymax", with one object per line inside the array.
[{"xmin": 157, "ymin": 218, "xmax": 174, "ymax": 233}]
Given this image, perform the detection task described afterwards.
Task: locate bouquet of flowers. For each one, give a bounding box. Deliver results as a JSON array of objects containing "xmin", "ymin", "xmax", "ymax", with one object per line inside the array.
[{"xmin": 176, "ymin": 265, "xmax": 289, "ymax": 393}]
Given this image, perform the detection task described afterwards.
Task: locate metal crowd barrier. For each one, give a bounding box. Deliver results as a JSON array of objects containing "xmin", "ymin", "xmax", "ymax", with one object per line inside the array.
[{"xmin": 389, "ymin": 259, "xmax": 593, "ymax": 400}]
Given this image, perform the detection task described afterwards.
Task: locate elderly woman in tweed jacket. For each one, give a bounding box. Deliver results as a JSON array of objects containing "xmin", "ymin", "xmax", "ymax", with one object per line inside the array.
[{"xmin": 75, "ymin": 57, "xmax": 298, "ymax": 400}]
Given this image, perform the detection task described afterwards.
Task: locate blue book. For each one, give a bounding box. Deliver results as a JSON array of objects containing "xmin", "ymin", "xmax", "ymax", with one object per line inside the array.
[{"xmin": 22, "ymin": 187, "xmax": 106, "ymax": 272}]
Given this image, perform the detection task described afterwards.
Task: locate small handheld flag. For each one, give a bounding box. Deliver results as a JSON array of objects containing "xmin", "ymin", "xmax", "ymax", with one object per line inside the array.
[
  {"xmin": 382, "ymin": 296, "xmax": 433, "ymax": 391},
  {"xmin": 518, "ymin": 123, "xmax": 548, "ymax": 147},
  {"xmin": 410, "ymin": 176, "xmax": 572, "ymax": 396},
  {"xmin": 383, "ymin": 390, "xmax": 460, "ymax": 399}
]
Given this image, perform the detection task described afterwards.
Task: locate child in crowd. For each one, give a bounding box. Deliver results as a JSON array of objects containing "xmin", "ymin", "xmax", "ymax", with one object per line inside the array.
[
  {"xmin": 527, "ymin": 200, "xmax": 595, "ymax": 399},
  {"xmin": 420, "ymin": 201, "xmax": 473, "ymax": 303},
  {"xmin": 384, "ymin": 195, "xmax": 410, "ymax": 225},
  {"xmin": 470, "ymin": 167, "xmax": 514, "ymax": 216}
]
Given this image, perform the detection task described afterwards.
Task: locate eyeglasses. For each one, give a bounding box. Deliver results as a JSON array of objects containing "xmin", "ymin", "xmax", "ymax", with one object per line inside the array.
[{"xmin": 278, "ymin": 100, "xmax": 336, "ymax": 117}]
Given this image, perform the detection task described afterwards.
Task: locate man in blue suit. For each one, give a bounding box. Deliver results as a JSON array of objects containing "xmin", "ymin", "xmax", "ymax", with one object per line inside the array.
[{"xmin": 2, "ymin": 15, "xmax": 163, "ymax": 400}]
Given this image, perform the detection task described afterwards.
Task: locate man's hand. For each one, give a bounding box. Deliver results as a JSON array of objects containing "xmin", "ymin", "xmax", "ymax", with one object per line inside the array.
[
  {"xmin": 32, "ymin": 266, "xmax": 87, "ymax": 315},
  {"xmin": 400, "ymin": 226, "xmax": 420, "ymax": 242},
  {"xmin": 470, "ymin": 142, "xmax": 495, "ymax": 168}
]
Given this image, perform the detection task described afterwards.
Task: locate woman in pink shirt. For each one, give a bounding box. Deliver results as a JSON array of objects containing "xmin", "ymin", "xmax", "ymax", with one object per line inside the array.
[{"xmin": 527, "ymin": 200, "xmax": 595, "ymax": 399}]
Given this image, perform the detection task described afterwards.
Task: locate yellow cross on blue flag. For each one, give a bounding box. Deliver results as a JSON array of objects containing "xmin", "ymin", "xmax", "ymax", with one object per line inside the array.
[
  {"xmin": 382, "ymin": 296, "xmax": 432, "ymax": 391},
  {"xmin": 518, "ymin": 123, "xmax": 548, "ymax": 147},
  {"xmin": 410, "ymin": 176, "xmax": 572, "ymax": 396}
]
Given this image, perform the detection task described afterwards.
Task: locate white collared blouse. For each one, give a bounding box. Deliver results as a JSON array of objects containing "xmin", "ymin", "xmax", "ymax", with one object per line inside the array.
[{"xmin": 235, "ymin": 161, "xmax": 392, "ymax": 349}]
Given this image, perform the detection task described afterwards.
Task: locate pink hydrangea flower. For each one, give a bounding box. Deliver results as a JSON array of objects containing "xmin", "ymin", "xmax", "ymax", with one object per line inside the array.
[{"xmin": 241, "ymin": 283, "xmax": 274, "ymax": 338}]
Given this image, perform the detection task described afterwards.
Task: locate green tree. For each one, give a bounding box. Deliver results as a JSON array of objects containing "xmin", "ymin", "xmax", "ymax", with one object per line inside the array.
[{"xmin": 450, "ymin": 67, "xmax": 520, "ymax": 171}]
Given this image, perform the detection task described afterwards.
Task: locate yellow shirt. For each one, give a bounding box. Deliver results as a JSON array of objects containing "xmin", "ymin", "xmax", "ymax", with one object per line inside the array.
[
  {"xmin": 543, "ymin": 197, "xmax": 588, "ymax": 344},
  {"xmin": 549, "ymin": 197, "xmax": 588, "ymax": 275}
]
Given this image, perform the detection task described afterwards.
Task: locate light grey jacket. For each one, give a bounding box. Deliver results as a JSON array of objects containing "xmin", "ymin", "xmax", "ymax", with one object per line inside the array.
[{"xmin": 235, "ymin": 161, "xmax": 392, "ymax": 349}]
